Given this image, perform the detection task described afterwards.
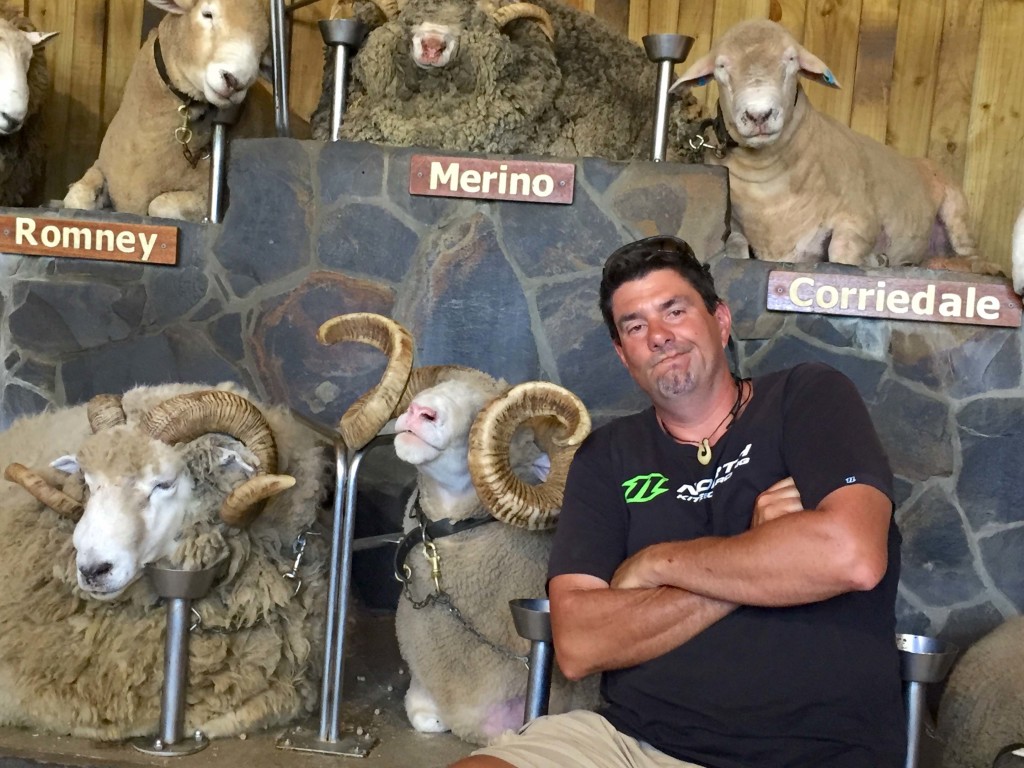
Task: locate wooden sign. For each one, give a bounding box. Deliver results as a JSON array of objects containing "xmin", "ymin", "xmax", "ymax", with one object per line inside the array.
[
  {"xmin": 409, "ymin": 154, "xmax": 575, "ymax": 204},
  {"xmin": 767, "ymin": 270, "xmax": 1023, "ymax": 328},
  {"xmin": 0, "ymin": 214, "xmax": 178, "ymax": 265}
]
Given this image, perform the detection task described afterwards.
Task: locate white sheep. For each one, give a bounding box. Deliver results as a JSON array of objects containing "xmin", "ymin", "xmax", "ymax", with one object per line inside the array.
[
  {"xmin": 0, "ymin": 314, "xmax": 417, "ymax": 740},
  {"xmin": 0, "ymin": 5, "xmax": 57, "ymax": 206},
  {"xmin": 673, "ymin": 19, "xmax": 996, "ymax": 272},
  {"xmin": 385, "ymin": 364, "xmax": 598, "ymax": 745},
  {"xmin": 1012, "ymin": 206, "xmax": 1023, "ymax": 295},
  {"xmin": 62, "ymin": 0, "xmax": 273, "ymax": 221}
]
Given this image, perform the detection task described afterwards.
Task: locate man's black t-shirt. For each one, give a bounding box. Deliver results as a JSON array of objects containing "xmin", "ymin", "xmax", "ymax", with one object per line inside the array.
[{"xmin": 548, "ymin": 363, "xmax": 905, "ymax": 768}]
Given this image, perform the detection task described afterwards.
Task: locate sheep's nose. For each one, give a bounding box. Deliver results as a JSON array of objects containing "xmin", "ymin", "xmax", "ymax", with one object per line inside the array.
[
  {"xmin": 79, "ymin": 562, "xmax": 113, "ymax": 584},
  {"xmin": 0, "ymin": 111, "xmax": 23, "ymax": 133},
  {"xmin": 222, "ymin": 71, "xmax": 241, "ymax": 92},
  {"xmin": 408, "ymin": 403, "xmax": 437, "ymax": 422},
  {"xmin": 743, "ymin": 108, "xmax": 773, "ymax": 127}
]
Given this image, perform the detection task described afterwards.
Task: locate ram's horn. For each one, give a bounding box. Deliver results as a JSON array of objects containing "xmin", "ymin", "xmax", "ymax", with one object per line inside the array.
[
  {"xmin": 87, "ymin": 394, "xmax": 126, "ymax": 432},
  {"xmin": 4, "ymin": 462, "xmax": 84, "ymax": 519},
  {"xmin": 392, "ymin": 365, "xmax": 501, "ymax": 418},
  {"xmin": 141, "ymin": 390, "xmax": 292, "ymax": 527},
  {"xmin": 468, "ymin": 381, "xmax": 590, "ymax": 529},
  {"xmin": 317, "ymin": 313, "xmax": 415, "ymax": 450},
  {"xmin": 492, "ymin": 2, "xmax": 554, "ymax": 41}
]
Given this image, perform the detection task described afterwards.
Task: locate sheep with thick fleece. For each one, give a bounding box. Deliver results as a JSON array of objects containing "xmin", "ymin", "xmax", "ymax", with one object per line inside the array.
[
  {"xmin": 0, "ymin": 381, "xmax": 333, "ymax": 740},
  {"xmin": 0, "ymin": 5, "xmax": 56, "ymax": 206},
  {"xmin": 674, "ymin": 19, "xmax": 994, "ymax": 271},
  {"xmin": 62, "ymin": 0, "xmax": 274, "ymax": 221},
  {"xmin": 387, "ymin": 365, "xmax": 598, "ymax": 744},
  {"xmin": 311, "ymin": 0, "xmax": 702, "ymax": 161}
]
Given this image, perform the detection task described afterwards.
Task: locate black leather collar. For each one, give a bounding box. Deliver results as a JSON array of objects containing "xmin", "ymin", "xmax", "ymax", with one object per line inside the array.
[
  {"xmin": 154, "ymin": 35, "xmax": 202, "ymax": 107},
  {"xmin": 393, "ymin": 498, "xmax": 497, "ymax": 583}
]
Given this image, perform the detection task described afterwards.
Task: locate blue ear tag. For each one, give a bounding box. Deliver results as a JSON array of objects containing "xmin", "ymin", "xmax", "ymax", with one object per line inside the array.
[
  {"xmin": 822, "ymin": 69, "xmax": 836, "ymax": 86},
  {"xmin": 693, "ymin": 74, "xmax": 713, "ymax": 87}
]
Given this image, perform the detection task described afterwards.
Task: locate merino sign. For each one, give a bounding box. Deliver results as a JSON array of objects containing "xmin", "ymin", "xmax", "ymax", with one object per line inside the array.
[
  {"xmin": 0, "ymin": 214, "xmax": 178, "ymax": 265},
  {"xmin": 409, "ymin": 154, "xmax": 575, "ymax": 204},
  {"xmin": 767, "ymin": 270, "xmax": 1022, "ymax": 328}
]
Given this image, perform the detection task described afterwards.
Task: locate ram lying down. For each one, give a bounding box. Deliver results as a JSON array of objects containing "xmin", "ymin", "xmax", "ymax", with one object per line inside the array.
[{"xmin": 0, "ymin": 382, "xmax": 333, "ymax": 740}]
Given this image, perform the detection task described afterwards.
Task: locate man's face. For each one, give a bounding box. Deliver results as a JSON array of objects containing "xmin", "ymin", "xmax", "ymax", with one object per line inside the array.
[{"xmin": 610, "ymin": 268, "xmax": 732, "ymax": 402}]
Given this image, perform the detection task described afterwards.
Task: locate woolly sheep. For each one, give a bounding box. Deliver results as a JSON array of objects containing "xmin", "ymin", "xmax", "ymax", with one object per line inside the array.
[
  {"xmin": 62, "ymin": 0, "xmax": 274, "ymax": 221},
  {"xmin": 0, "ymin": 5, "xmax": 57, "ymax": 206},
  {"xmin": 387, "ymin": 365, "xmax": 598, "ymax": 744},
  {"xmin": 311, "ymin": 0, "xmax": 702, "ymax": 161},
  {"xmin": 0, "ymin": 382, "xmax": 333, "ymax": 740},
  {"xmin": 674, "ymin": 19, "xmax": 996, "ymax": 271}
]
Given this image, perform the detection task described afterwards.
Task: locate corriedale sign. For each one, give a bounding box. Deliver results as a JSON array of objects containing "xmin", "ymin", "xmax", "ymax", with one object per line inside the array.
[
  {"xmin": 767, "ymin": 270, "xmax": 1022, "ymax": 328},
  {"xmin": 408, "ymin": 154, "xmax": 575, "ymax": 204},
  {"xmin": 0, "ymin": 214, "xmax": 178, "ymax": 265}
]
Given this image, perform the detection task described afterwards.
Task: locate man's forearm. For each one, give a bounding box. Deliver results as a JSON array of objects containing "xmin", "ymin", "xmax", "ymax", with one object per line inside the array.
[{"xmin": 549, "ymin": 582, "xmax": 735, "ymax": 680}]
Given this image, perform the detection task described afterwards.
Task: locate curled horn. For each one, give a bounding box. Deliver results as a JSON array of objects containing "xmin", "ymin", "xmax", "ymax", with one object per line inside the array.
[
  {"xmin": 391, "ymin": 365, "xmax": 500, "ymax": 418},
  {"xmin": 491, "ymin": 2, "xmax": 554, "ymax": 41},
  {"xmin": 87, "ymin": 394, "xmax": 126, "ymax": 433},
  {"xmin": 4, "ymin": 462, "xmax": 84, "ymax": 519},
  {"xmin": 468, "ymin": 381, "xmax": 590, "ymax": 530},
  {"xmin": 141, "ymin": 390, "xmax": 294, "ymax": 527},
  {"xmin": 317, "ymin": 313, "xmax": 415, "ymax": 450}
]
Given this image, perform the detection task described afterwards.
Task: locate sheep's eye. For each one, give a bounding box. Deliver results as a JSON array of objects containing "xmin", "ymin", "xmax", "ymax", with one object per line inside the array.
[
  {"xmin": 153, "ymin": 480, "xmax": 175, "ymax": 493},
  {"xmin": 202, "ymin": 8, "xmax": 215, "ymax": 19}
]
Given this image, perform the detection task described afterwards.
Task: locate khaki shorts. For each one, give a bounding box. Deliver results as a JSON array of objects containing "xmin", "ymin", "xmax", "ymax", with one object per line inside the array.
[{"xmin": 470, "ymin": 710, "xmax": 706, "ymax": 768}]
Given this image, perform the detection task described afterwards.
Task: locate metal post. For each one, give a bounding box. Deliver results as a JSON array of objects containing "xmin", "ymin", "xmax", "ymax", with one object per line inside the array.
[
  {"xmin": 318, "ymin": 19, "xmax": 369, "ymax": 141},
  {"xmin": 896, "ymin": 633, "xmax": 959, "ymax": 768},
  {"xmin": 510, "ymin": 598, "xmax": 554, "ymax": 723},
  {"xmin": 642, "ymin": 34, "xmax": 695, "ymax": 162},
  {"xmin": 131, "ymin": 564, "xmax": 222, "ymax": 757},
  {"xmin": 270, "ymin": 0, "xmax": 291, "ymax": 137},
  {"xmin": 207, "ymin": 104, "xmax": 242, "ymax": 223}
]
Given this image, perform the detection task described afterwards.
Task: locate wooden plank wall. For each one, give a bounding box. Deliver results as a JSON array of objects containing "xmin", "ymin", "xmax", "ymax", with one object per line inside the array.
[{"xmin": 20, "ymin": 0, "xmax": 1024, "ymax": 274}]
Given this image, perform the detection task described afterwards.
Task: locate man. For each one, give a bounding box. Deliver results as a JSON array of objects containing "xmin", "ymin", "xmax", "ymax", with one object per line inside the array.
[{"xmin": 452, "ymin": 235, "xmax": 905, "ymax": 768}]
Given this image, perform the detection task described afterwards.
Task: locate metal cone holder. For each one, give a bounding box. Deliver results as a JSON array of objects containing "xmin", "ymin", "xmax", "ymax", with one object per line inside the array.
[
  {"xmin": 642, "ymin": 34, "xmax": 695, "ymax": 162},
  {"xmin": 897, "ymin": 633, "xmax": 959, "ymax": 768},
  {"xmin": 131, "ymin": 563, "xmax": 223, "ymax": 756},
  {"xmin": 207, "ymin": 104, "xmax": 242, "ymax": 224},
  {"xmin": 277, "ymin": 421, "xmax": 397, "ymax": 757},
  {"xmin": 510, "ymin": 598, "xmax": 554, "ymax": 723},
  {"xmin": 319, "ymin": 18, "xmax": 369, "ymax": 141}
]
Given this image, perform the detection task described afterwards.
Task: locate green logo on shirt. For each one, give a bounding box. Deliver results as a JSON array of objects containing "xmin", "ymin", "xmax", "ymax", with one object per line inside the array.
[{"xmin": 622, "ymin": 473, "xmax": 670, "ymax": 503}]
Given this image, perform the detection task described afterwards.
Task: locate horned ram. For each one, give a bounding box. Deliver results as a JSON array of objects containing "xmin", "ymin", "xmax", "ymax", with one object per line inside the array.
[
  {"xmin": 0, "ymin": 3, "xmax": 56, "ymax": 206},
  {"xmin": 311, "ymin": 0, "xmax": 702, "ymax": 161},
  {"xmin": 0, "ymin": 314, "xmax": 416, "ymax": 740},
  {"xmin": 674, "ymin": 19, "xmax": 997, "ymax": 272}
]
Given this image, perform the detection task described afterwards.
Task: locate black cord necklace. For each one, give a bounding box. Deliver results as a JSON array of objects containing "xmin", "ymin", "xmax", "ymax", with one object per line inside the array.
[{"xmin": 661, "ymin": 374, "xmax": 750, "ymax": 466}]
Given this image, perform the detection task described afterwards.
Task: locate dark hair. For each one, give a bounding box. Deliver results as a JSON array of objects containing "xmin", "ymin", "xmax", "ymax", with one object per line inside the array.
[{"xmin": 599, "ymin": 235, "xmax": 721, "ymax": 340}]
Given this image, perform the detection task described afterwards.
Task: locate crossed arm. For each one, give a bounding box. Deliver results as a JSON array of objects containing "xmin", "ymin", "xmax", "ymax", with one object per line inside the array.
[{"xmin": 549, "ymin": 479, "xmax": 892, "ymax": 680}]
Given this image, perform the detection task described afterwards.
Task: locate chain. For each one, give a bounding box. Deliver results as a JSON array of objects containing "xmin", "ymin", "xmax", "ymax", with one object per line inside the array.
[{"xmin": 174, "ymin": 103, "xmax": 211, "ymax": 169}]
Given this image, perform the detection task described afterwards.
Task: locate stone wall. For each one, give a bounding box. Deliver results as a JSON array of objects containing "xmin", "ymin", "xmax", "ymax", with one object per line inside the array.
[{"xmin": 0, "ymin": 138, "xmax": 1020, "ymax": 650}]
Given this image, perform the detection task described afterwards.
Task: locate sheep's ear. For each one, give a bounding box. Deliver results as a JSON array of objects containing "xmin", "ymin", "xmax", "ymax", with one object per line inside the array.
[
  {"xmin": 146, "ymin": 0, "xmax": 192, "ymax": 15},
  {"xmin": 670, "ymin": 51, "xmax": 716, "ymax": 91},
  {"xmin": 216, "ymin": 447, "xmax": 257, "ymax": 477},
  {"xmin": 796, "ymin": 45, "xmax": 840, "ymax": 89},
  {"xmin": 25, "ymin": 31, "xmax": 58, "ymax": 48},
  {"xmin": 51, "ymin": 455, "xmax": 80, "ymax": 474},
  {"xmin": 531, "ymin": 453, "xmax": 551, "ymax": 483}
]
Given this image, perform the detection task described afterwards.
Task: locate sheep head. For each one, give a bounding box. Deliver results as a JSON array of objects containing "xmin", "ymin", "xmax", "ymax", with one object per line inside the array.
[
  {"xmin": 9, "ymin": 390, "xmax": 294, "ymax": 601},
  {"xmin": 672, "ymin": 19, "xmax": 839, "ymax": 149},
  {"xmin": 148, "ymin": 0, "xmax": 269, "ymax": 108},
  {"xmin": 393, "ymin": 367, "xmax": 590, "ymax": 529},
  {"xmin": 0, "ymin": 17, "xmax": 56, "ymax": 135}
]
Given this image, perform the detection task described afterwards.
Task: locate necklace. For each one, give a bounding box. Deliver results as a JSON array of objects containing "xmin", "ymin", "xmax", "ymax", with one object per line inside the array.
[{"xmin": 661, "ymin": 375, "xmax": 749, "ymax": 466}]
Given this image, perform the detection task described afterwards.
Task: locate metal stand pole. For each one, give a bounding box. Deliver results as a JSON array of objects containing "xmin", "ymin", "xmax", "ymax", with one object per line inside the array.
[
  {"xmin": 131, "ymin": 564, "xmax": 223, "ymax": 757},
  {"xmin": 896, "ymin": 633, "xmax": 959, "ymax": 768},
  {"xmin": 270, "ymin": 0, "xmax": 292, "ymax": 137},
  {"xmin": 510, "ymin": 598, "xmax": 554, "ymax": 723},
  {"xmin": 319, "ymin": 19, "xmax": 369, "ymax": 141},
  {"xmin": 277, "ymin": 425, "xmax": 395, "ymax": 758},
  {"xmin": 642, "ymin": 34, "xmax": 695, "ymax": 162},
  {"xmin": 207, "ymin": 104, "xmax": 242, "ymax": 224}
]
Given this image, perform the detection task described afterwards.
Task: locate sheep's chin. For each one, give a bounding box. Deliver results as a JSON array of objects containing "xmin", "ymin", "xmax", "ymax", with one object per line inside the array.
[
  {"xmin": 79, "ymin": 581, "xmax": 133, "ymax": 602},
  {"xmin": 394, "ymin": 432, "xmax": 441, "ymax": 465},
  {"xmin": 739, "ymin": 131, "xmax": 781, "ymax": 148}
]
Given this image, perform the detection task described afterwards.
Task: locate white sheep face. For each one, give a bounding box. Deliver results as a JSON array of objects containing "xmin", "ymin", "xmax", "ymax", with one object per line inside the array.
[
  {"xmin": 149, "ymin": 0, "xmax": 269, "ymax": 108},
  {"xmin": 411, "ymin": 21, "xmax": 460, "ymax": 68},
  {"xmin": 54, "ymin": 429, "xmax": 195, "ymax": 600},
  {"xmin": 0, "ymin": 21, "xmax": 55, "ymax": 135}
]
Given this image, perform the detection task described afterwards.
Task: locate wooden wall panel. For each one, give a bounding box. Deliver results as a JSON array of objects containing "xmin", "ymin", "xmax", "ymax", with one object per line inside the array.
[{"xmin": 17, "ymin": 0, "xmax": 1024, "ymax": 272}]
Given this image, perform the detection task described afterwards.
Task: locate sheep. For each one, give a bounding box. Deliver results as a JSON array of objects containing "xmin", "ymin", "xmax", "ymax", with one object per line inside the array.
[
  {"xmin": 0, "ymin": 5, "xmax": 57, "ymax": 207},
  {"xmin": 62, "ymin": 0, "xmax": 274, "ymax": 222},
  {"xmin": 385, "ymin": 363, "xmax": 599, "ymax": 744},
  {"xmin": 0, "ymin": 314, "xmax": 416, "ymax": 740},
  {"xmin": 673, "ymin": 19, "xmax": 998, "ymax": 272},
  {"xmin": 1013, "ymin": 206, "xmax": 1023, "ymax": 294},
  {"xmin": 310, "ymin": 0, "xmax": 703, "ymax": 162}
]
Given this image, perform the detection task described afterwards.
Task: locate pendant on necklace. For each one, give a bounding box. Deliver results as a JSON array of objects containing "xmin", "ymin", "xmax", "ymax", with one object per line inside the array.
[{"xmin": 697, "ymin": 438, "xmax": 712, "ymax": 465}]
